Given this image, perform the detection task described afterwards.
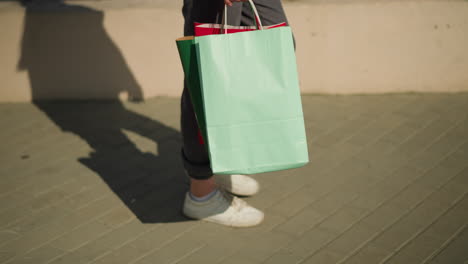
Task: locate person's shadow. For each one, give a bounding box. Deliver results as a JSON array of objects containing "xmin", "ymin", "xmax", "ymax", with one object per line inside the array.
[{"xmin": 17, "ymin": 0, "xmax": 190, "ymax": 223}]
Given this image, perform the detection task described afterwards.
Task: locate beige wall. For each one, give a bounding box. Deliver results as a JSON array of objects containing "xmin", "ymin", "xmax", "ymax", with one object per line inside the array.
[
  {"xmin": 290, "ymin": 1, "xmax": 468, "ymax": 94},
  {"xmin": 1, "ymin": 1, "xmax": 467, "ymax": 102}
]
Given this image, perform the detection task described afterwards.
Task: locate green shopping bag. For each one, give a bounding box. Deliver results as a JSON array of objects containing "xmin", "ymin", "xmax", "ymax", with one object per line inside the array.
[
  {"xmin": 176, "ymin": 36, "xmax": 208, "ymax": 142},
  {"xmin": 194, "ymin": 26, "xmax": 309, "ymax": 174}
]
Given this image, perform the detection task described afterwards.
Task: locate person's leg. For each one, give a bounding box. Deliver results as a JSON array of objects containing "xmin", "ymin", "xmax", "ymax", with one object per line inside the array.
[
  {"xmin": 180, "ymin": 86, "xmax": 217, "ymax": 197},
  {"xmin": 180, "ymin": 0, "xmax": 264, "ymax": 227},
  {"xmin": 181, "ymin": 0, "xmax": 248, "ymax": 199},
  {"xmin": 181, "ymin": 0, "xmax": 222, "ymax": 197}
]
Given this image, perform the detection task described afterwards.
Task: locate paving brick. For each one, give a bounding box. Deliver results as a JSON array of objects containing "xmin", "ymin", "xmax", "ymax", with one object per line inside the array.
[
  {"xmin": 364, "ymin": 172, "xmax": 468, "ymax": 259},
  {"xmin": 267, "ymin": 186, "xmax": 322, "ymax": 217},
  {"xmin": 173, "ymin": 212, "xmax": 289, "ymax": 263},
  {"xmin": 342, "ymin": 244, "xmax": 392, "ymax": 264},
  {"xmin": 383, "ymin": 251, "xmax": 423, "ymax": 264},
  {"xmin": 384, "ymin": 233, "xmax": 445, "ymax": 263},
  {"xmin": 308, "ymin": 158, "xmax": 373, "ymax": 210},
  {"xmin": 301, "ymin": 155, "xmax": 333, "ymax": 176},
  {"xmin": 274, "ymin": 207, "xmax": 326, "ymax": 236},
  {"xmin": 0, "ymin": 222, "xmax": 71, "ymax": 263},
  {"xmin": 95, "ymin": 206, "xmax": 135, "ymax": 229},
  {"xmin": 7, "ymin": 205, "xmax": 70, "ymax": 236},
  {"xmin": 175, "ymin": 237, "xmax": 241, "ymax": 264},
  {"xmin": 0, "ymin": 185, "xmax": 75, "ymax": 230},
  {"xmin": 218, "ymin": 232, "xmax": 293, "ymax": 263},
  {"xmin": 379, "ymin": 121, "xmax": 420, "ymax": 144},
  {"xmin": 0, "ymin": 251, "xmax": 16, "ymax": 264},
  {"xmin": 270, "ymin": 227, "xmax": 338, "ymax": 262},
  {"xmin": 351, "ymin": 165, "xmax": 424, "ymax": 211},
  {"xmin": 384, "ymin": 183, "xmax": 434, "ymax": 210},
  {"xmin": 360, "ymin": 203, "xmax": 406, "ymax": 231},
  {"xmin": 403, "ymin": 191, "xmax": 462, "ymax": 226},
  {"xmin": 50, "ymin": 219, "xmax": 152, "ymax": 264},
  {"xmin": 350, "ymin": 184, "xmax": 399, "ymax": 212},
  {"xmin": 409, "ymin": 133, "xmax": 466, "ymax": 170},
  {"xmin": 322, "ymin": 141, "xmax": 363, "ymax": 160},
  {"xmin": 317, "ymin": 206, "xmax": 367, "ymax": 234},
  {"xmin": 301, "ymin": 249, "xmax": 344, "ymax": 264},
  {"xmin": 0, "ymin": 195, "xmax": 121, "ymax": 263},
  {"xmin": 262, "ymin": 248, "xmax": 304, "ymax": 264},
  {"xmin": 304, "ymin": 123, "xmax": 328, "ymax": 140},
  {"xmin": 301, "ymin": 171, "xmax": 342, "ymax": 196},
  {"xmin": 48, "ymin": 220, "xmax": 113, "ymax": 251},
  {"xmin": 314, "ymin": 116, "xmax": 373, "ymax": 147},
  {"xmin": 396, "ymin": 118, "xmax": 453, "ymax": 157},
  {"xmin": 46, "ymin": 250, "xmax": 91, "ymax": 264},
  {"xmin": 309, "ymin": 191, "xmax": 358, "ymax": 216},
  {"xmin": 325, "ymin": 222, "xmax": 380, "ymax": 255},
  {"xmin": 133, "ymin": 231, "xmax": 205, "ymax": 264},
  {"xmin": 28, "ymin": 187, "xmax": 74, "ymax": 212},
  {"xmin": 0, "ymin": 191, "xmax": 35, "ymax": 214},
  {"xmin": 13, "ymin": 245, "xmax": 65, "ymax": 264},
  {"xmin": 420, "ymin": 183, "xmax": 467, "ymax": 214},
  {"xmin": 423, "ymin": 195, "xmax": 468, "ymax": 240},
  {"xmin": 0, "ymin": 205, "xmax": 27, "ymax": 229},
  {"xmin": 56, "ymin": 182, "xmax": 110, "ymax": 211},
  {"xmin": 1, "ymin": 163, "xmax": 77, "ymax": 201},
  {"xmin": 92, "ymin": 244, "xmax": 150, "ymax": 264},
  {"xmin": 328, "ymin": 156, "xmax": 371, "ymax": 179},
  {"xmin": 426, "ymin": 225, "xmax": 468, "ymax": 264},
  {"xmin": 415, "ymin": 165, "xmax": 465, "ymax": 193},
  {"xmin": 392, "ymin": 95, "xmax": 430, "ymax": 118},
  {"xmin": 220, "ymin": 256, "xmax": 258, "ymax": 264},
  {"xmin": 335, "ymin": 177, "xmax": 379, "ymax": 202},
  {"xmin": 174, "ymin": 222, "xmax": 257, "ymax": 264},
  {"xmin": 440, "ymin": 167, "xmax": 468, "ymax": 194},
  {"xmin": 314, "ymin": 132, "xmax": 349, "ymax": 148},
  {"xmin": 364, "ymin": 152, "xmax": 412, "ymax": 178},
  {"xmin": 371, "ymin": 215, "xmax": 426, "ymax": 250},
  {"xmin": 357, "ymin": 140, "xmax": 400, "ymax": 162},
  {"xmin": 94, "ymin": 221, "xmax": 196, "ymax": 264},
  {"xmin": 345, "ymin": 114, "xmax": 405, "ymax": 147},
  {"xmin": 0, "ymin": 230, "xmax": 20, "ymax": 248},
  {"xmin": 2, "ymin": 135, "xmax": 84, "ymax": 182}
]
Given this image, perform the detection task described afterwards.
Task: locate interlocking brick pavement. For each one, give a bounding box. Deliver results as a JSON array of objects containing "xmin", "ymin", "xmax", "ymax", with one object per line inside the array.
[{"xmin": 0, "ymin": 93, "xmax": 467, "ymax": 264}]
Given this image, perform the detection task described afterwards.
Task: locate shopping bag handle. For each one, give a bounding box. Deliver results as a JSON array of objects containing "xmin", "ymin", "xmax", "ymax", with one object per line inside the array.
[{"xmin": 222, "ymin": 0, "xmax": 264, "ymax": 34}]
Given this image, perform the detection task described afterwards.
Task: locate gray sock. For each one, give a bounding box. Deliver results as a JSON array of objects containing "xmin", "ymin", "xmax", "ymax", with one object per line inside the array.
[{"xmin": 189, "ymin": 188, "xmax": 218, "ymax": 202}]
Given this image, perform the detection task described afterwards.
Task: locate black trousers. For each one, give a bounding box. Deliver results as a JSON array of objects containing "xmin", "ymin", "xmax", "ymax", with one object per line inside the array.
[{"xmin": 180, "ymin": 0, "xmax": 291, "ymax": 179}]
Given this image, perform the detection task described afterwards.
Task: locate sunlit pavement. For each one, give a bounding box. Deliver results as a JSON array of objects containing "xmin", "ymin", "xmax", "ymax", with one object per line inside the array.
[{"xmin": 1, "ymin": 93, "xmax": 467, "ymax": 264}]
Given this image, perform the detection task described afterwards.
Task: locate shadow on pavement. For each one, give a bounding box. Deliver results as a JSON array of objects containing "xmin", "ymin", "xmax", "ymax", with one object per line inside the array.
[{"xmin": 17, "ymin": 0, "xmax": 190, "ymax": 224}]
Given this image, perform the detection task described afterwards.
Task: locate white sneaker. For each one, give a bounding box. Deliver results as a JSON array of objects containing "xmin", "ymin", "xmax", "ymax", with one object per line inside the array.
[
  {"xmin": 182, "ymin": 189, "xmax": 264, "ymax": 227},
  {"xmin": 213, "ymin": 174, "xmax": 260, "ymax": 196}
]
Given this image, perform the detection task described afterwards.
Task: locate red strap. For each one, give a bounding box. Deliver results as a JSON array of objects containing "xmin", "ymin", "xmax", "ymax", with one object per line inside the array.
[{"xmin": 197, "ymin": 129, "xmax": 205, "ymax": 145}]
